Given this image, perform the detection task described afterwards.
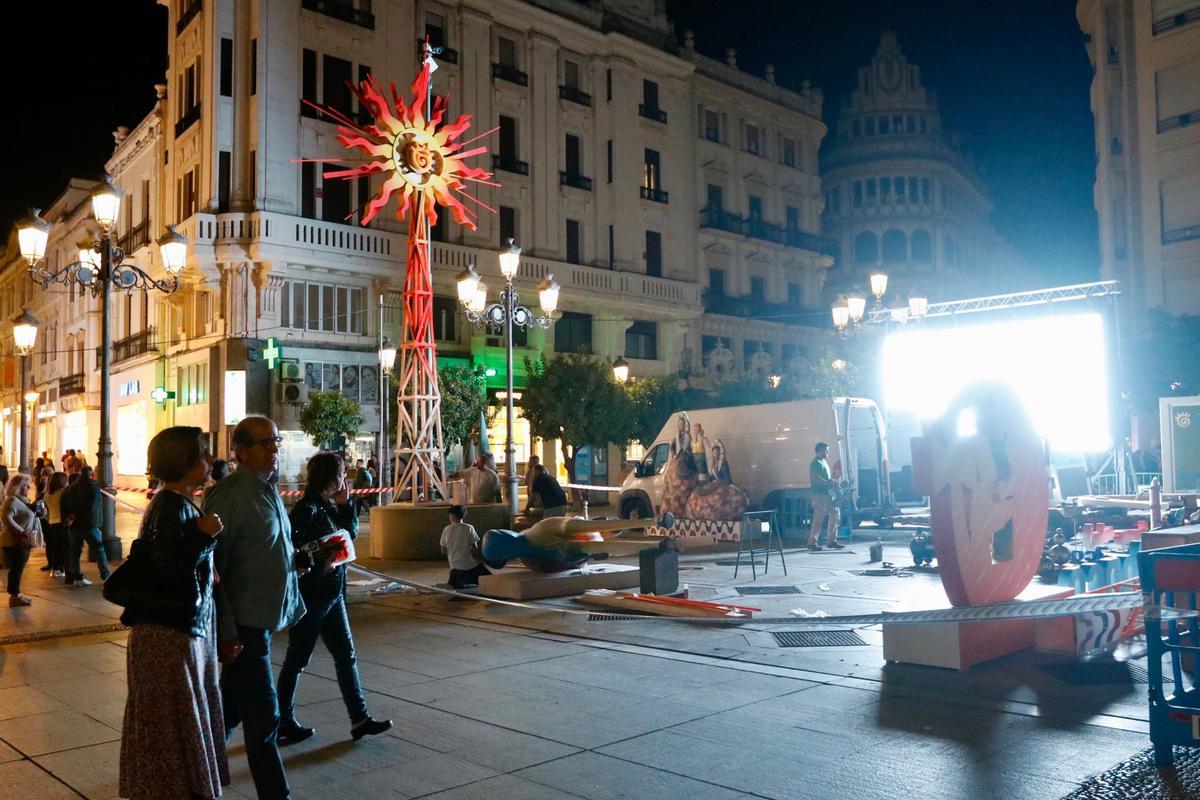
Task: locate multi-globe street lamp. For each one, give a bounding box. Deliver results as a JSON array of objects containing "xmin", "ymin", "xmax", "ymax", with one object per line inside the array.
[
  {"xmin": 11, "ymin": 309, "xmax": 40, "ymax": 475},
  {"xmin": 456, "ymin": 239, "xmax": 559, "ymax": 517},
  {"xmin": 16, "ymin": 176, "xmax": 188, "ymax": 542},
  {"xmin": 830, "ymin": 265, "xmax": 928, "ymax": 334}
]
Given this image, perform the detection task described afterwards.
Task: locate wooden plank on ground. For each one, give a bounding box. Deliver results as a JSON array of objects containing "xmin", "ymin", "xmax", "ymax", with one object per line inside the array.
[{"xmin": 575, "ymin": 590, "xmax": 752, "ymax": 618}]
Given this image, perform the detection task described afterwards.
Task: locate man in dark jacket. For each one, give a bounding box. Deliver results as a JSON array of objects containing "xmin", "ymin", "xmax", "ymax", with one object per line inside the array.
[{"xmin": 60, "ymin": 466, "xmax": 109, "ymax": 586}]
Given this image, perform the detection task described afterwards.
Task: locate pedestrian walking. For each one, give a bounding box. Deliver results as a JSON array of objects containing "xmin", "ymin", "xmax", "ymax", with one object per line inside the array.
[
  {"xmin": 41, "ymin": 472, "xmax": 68, "ymax": 577},
  {"xmin": 204, "ymin": 415, "xmax": 305, "ymax": 800},
  {"xmin": 61, "ymin": 465, "xmax": 110, "ymax": 585},
  {"xmin": 352, "ymin": 458, "xmax": 372, "ymax": 517},
  {"xmin": 117, "ymin": 426, "xmax": 230, "ymax": 800},
  {"xmin": 1, "ymin": 474, "xmax": 42, "ymax": 607},
  {"xmin": 275, "ymin": 451, "xmax": 391, "ymax": 746}
]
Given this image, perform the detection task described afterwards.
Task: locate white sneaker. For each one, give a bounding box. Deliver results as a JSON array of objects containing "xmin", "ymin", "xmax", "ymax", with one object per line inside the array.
[
  {"xmin": 51, "ymin": 570, "xmax": 64, "ymax": 577},
  {"xmin": 70, "ymin": 578, "xmax": 93, "ymax": 587}
]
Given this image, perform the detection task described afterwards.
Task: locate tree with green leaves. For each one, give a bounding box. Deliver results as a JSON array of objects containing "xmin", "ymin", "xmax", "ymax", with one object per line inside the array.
[
  {"xmin": 625, "ymin": 375, "xmax": 684, "ymax": 446},
  {"xmin": 521, "ymin": 353, "xmax": 634, "ymax": 483},
  {"xmin": 437, "ymin": 364, "xmax": 489, "ymax": 450},
  {"xmin": 298, "ymin": 390, "xmax": 364, "ymax": 451}
]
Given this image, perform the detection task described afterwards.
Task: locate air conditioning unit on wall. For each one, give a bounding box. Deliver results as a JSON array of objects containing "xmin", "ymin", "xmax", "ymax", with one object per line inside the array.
[
  {"xmin": 277, "ymin": 383, "xmax": 305, "ymax": 405},
  {"xmin": 278, "ymin": 359, "xmax": 302, "ymax": 382}
]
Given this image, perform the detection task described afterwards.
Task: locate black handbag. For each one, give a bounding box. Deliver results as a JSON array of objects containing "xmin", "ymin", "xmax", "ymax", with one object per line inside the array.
[{"xmin": 101, "ymin": 536, "xmax": 156, "ymax": 609}]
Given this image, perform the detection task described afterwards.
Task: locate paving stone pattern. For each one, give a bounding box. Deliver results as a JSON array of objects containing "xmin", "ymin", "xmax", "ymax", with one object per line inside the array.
[{"xmin": 0, "ymin": 524, "xmax": 1175, "ymax": 798}]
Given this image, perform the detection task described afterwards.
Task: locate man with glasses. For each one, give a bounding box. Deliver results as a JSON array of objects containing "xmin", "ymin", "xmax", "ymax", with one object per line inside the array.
[{"xmin": 205, "ymin": 416, "xmax": 305, "ymax": 800}]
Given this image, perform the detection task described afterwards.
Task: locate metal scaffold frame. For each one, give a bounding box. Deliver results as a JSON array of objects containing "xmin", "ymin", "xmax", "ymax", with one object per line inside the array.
[{"xmin": 864, "ymin": 280, "xmax": 1121, "ymax": 324}]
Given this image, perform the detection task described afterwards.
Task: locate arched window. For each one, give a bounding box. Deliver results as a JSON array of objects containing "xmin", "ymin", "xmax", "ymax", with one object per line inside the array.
[
  {"xmin": 882, "ymin": 229, "xmax": 907, "ymax": 262},
  {"xmin": 854, "ymin": 231, "xmax": 878, "ymax": 264},
  {"xmin": 911, "ymin": 229, "xmax": 933, "ymax": 261}
]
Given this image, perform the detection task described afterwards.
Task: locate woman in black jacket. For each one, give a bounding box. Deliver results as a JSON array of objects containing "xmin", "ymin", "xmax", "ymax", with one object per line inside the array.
[
  {"xmin": 117, "ymin": 426, "xmax": 229, "ymax": 800},
  {"xmin": 276, "ymin": 451, "xmax": 392, "ymax": 745}
]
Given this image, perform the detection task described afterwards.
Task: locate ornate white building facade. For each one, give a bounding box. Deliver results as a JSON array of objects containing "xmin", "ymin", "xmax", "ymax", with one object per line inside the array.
[
  {"xmin": 1077, "ymin": 0, "xmax": 1200, "ymax": 323},
  {"xmin": 820, "ymin": 33, "xmax": 1033, "ymax": 305},
  {"xmin": 0, "ymin": 0, "xmax": 834, "ymax": 484}
]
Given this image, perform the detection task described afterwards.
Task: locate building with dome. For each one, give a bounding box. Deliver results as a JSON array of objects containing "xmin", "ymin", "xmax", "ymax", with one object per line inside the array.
[{"xmin": 820, "ymin": 33, "xmax": 1033, "ymax": 307}]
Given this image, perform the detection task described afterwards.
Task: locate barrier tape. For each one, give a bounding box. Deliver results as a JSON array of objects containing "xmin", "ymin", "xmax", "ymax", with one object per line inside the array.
[
  {"xmin": 107, "ymin": 485, "xmax": 392, "ymax": 498},
  {"xmin": 95, "ymin": 489, "xmax": 1147, "ymax": 627}
]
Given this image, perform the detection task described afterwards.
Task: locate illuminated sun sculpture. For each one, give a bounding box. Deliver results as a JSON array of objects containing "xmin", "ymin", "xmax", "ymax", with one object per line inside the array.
[{"xmin": 305, "ymin": 46, "xmax": 496, "ymax": 502}]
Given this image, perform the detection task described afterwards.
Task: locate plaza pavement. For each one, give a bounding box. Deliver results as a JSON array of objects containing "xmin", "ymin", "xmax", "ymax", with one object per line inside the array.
[{"xmin": 0, "ymin": 505, "xmax": 1186, "ymax": 799}]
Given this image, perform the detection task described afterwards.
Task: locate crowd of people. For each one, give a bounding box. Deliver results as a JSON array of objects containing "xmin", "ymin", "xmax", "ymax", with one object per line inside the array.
[{"xmin": 1, "ymin": 417, "xmax": 392, "ymax": 799}]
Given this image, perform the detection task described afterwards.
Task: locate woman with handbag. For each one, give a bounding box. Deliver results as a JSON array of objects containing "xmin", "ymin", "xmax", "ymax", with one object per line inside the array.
[
  {"xmin": 112, "ymin": 426, "xmax": 230, "ymax": 800},
  {"xmin": 275, "ymin": 451, "xmax": 391, "ymax": 746},
  {"xmin": 2, "ymin": 474, "xmax": 42, "ymax": 607},
  {"xmin": 41, "ymin": 472, "xmax": 68, "ymax": 577}
]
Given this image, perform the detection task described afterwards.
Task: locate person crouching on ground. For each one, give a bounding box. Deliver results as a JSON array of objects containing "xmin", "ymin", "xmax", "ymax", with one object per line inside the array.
[
  {"xmin": 275, "ymin": 451, "xmax": 392, "ymax": 747},
  {"xmin": 118, "ymin": 425, "xmax": 229, "ymax": 800},
  {"xmin": 530, "ymin": 464, "xmax": 569, "ymax": 518},
  {"xmin": 440, "ymin": 505, "xmax": 490, "ymax": 589}
]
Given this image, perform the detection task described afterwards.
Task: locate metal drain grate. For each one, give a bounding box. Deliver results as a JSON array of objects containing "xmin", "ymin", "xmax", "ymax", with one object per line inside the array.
[
  {"xmin": 772, "ymin": 630, "xmax": 866, "ymax": 648},
  {"xmin": 735, "ymin": 585, "xmax": 801, "ymax": 596},
  {"xmin": 586, "ymin": 613, "xmax": 649, "ymax": 622}
]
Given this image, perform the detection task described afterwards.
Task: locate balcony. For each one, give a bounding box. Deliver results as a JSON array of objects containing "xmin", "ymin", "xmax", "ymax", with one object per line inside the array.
[
  {"xmin": 1153, "ymin": 6, "xmax": 1200, "ymax": 34},
  {"xmin": 117, "ymin": 221, "xmax": 150, "ymax": 255},
  {"xmin": 492, "ymin": 154, "xmax": 529, "ymax": 175},
  {"xmin": 111, "ymin": 327, "xmax": 158, "ymax": 365},
  {"xmin": 177, "ymin": 0, "xmax": 201, "ymax": 33},
  {"xmin": 640, "ymin": 186, "xmax": 669, "ymax": 204},
  {"xmin": 784, "ymin": 228, "xmax": 840, "ymax": 257},
  {"xmin": 559, "ymin": 171, "xmax": 593, "ymax": 191},
  {"xmin": 301, "ymin": 0, "xmax": 375, "ymax": 29},
  {"xmin": 418, "ymin": 40, "xmax": 457, "ymax": 64},
  {"xmin": 559, "ymin": 85, "xmax": 592, "ymax": 106},
  {"xmin": 744, "ymin": 218, "xmax": 783, "ymax": 244},
  {"xmin": 491, "ymin": 63, "xmax": 528, "ymax": 86},
  {"xmin": 59, "ymin": 373, "xmax": 85, "ymax": 398},
  {"xmin": 699, "ymin": 207, "xmax": 743, "ymax": 234},
  {"xmin": 175, "ymin": 104, "xmax": 201, "ymax": 138},
  {"xmin": 704, "ymin": 290, "xmax": 803, "ymax": 321},
  {"xmin": 638, "ymin": 104, "xmax": 668, "ymax": 124}
]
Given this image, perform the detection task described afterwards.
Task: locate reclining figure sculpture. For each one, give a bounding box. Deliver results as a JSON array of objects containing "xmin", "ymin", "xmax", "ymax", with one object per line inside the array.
[{"xmin": 482, "ymin": 513, "xmax": 675, "ymax": 573}]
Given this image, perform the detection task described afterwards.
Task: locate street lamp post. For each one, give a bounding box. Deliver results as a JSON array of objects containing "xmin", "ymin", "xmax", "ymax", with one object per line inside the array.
[
  {"xmin": 378, "ymin": 335, "xmax": 397, "ymax": 494},
  {"xmin": 16, "ymin": 179, "xmax": 188, "ymax": 543},
  {"xmin": 457, "ymin": 240, "xmax": 559, "ymax": 517},
  {"xmin": 12, "ymin": 309, "xmax": 39, "ymax": 475}
]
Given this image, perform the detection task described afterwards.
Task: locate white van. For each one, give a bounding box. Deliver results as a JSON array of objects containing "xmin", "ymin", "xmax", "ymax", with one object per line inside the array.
[{"xmin": 619, "ymin": 397, "xmax": 895, "ymax": 535}]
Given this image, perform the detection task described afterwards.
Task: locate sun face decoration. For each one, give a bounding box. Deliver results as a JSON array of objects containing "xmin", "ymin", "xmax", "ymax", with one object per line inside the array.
[{"xmin": 308, "ymin": 55, "xmax": 494, "ymax": 229}]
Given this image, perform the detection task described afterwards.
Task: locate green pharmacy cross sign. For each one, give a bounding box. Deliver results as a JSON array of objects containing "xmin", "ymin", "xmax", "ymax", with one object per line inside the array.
[
  {"xmin": 150, "ymin": 386, "xmax": 176, "ymax": 404},
  {"xmin": 263, "ymin": 337, "xmax": 282, "ymax": 370}
]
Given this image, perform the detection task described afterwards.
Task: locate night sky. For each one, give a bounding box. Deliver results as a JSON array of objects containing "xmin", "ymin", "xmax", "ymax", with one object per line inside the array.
[{"xmin": 1, "ymin": 0, "xmax": 1098, "ymax": 284}]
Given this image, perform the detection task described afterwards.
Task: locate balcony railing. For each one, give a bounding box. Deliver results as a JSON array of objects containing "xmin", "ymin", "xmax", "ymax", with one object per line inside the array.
[
  {"xmin": 744, "ymin": 218, "xmax": 783, "ymax": 244},
  {"xmin": 559, "ymin": 171, "xmax": 593, "ymax": 191},
  {"xmin": 638, "ymin": 104, "xmax": 668, "ymax": 124},
  {"xmin": 301, "ymin": 0, "xmax": 375, "ymax": 29},
  {"xmin": 177, "ymin": 0, "xmax": 202, "ymax": 33},
  {"xmin": 1158, "ymin": 109, "xmax": 1198, "ymax": 134},
  {"xmin": 699, "ymin": 207, "xmax": 743, "ymax": 234},
  {"xmin": 785, "ymin": 228, "xmax": 840, "ymax": 256},
  {"xmin": 640, "ymin": 185, "xmax": 669, "ymax": 204},
  {"xmin": 1153, "ymin": 6, "xmax": 1200, "ymax": 34},
  {"xmin": 704, "ymin": 290, "xmax": 804, "ymax": 321},
  {"xmin": 111, "ymin": 327, "xmax": 158, "ymax": 365},
  {"xmin": 418, "ymin": 40, "xmax": 458, "ymax": 64},
  {"xmin": 492, "ymin": 63, "xmax": 528, "ymax": 86},
  {"xmin": 59, "ymin": 373, "xmax": 85, "ymax": 398},
  {"xmin": 117, "ymin": 221, "xmax": 150, "ymax": 254},
  {"xmin": 559, "ymin": 85, "xmax": 592, "ymax": 106},
  {"xmin": 492, "ymin": 154, "xmax": 529, "ymax": 175},
  {"xmin": 175, "ymin": 104, "xmax": 201, "ymax": 137}
]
